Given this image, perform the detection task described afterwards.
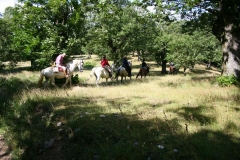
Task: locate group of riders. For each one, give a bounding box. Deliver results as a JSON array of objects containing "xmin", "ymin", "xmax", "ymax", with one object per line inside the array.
[
  {"xmin": 55, "ymin": 53, "xmax": 179, "ymax": 78},
  {"xmin": 55, "ymin": 53, "xmax": 150, "ymax": 78},
  {"xmin": 101, "ymin": 55, "xmax": 150, "ymax": 78}
]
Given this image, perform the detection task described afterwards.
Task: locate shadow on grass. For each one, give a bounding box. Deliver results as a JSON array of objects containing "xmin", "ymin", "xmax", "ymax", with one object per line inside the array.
[
  {"xmin": 0, "ymin": 66, "xmax": 32, "ymax": 75},
  {"xmin": 0, "ymin": 76, "xmax": 38, "ymax": 115},
  {"xmin": 171, "ymin": 105, "xmax": 217, "ymax": 126},
  {"xmin": 2, "ymin": 94, "xmax": 240, "ymax": 160}
]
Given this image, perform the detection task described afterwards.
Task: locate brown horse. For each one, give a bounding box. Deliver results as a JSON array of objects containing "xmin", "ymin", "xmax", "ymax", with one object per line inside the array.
[
  {"xmin": 136, "ymin": 67, "xmax": 149, "ymax": 79},
  {"xmin": 169, "ymin": 66, "xmax": 175, "ymax": 75},
  {"xmin": 169, "ymin": 65, "xmax": 180, "ymax": 75}
]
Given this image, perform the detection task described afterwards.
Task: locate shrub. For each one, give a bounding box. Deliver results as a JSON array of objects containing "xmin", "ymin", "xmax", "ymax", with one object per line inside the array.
[
  {"xmin": 216, "ymin": 75, "xmax": 239, "ymax": 87},
  {"xmin": 0, "ymin": 60, "xmax": 5, "ymax": 70}
]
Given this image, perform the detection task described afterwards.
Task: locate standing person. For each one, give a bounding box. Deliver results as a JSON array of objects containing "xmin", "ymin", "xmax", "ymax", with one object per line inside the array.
[
  {"xmin": 101, "ymin": 55, "xmax": 112, "ymax": 77},
  {"xmin": 122, "ymin": 56, "xmax": 131, "ymax": 77},
  {"xmin": 55, "ymin": 53, "xmax": 68, "ymax": 77}
]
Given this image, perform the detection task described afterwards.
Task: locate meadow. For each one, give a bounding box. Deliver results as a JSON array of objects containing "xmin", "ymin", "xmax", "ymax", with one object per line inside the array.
[{"xmin": 0, "ymin": 55, "xmax": 240, "ymax": 160}]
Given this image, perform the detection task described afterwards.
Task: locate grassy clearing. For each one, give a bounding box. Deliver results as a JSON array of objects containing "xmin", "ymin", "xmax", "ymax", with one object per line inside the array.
[{"xmin": 0, "ymin": 55, "xmax": 240, "ymax": 160}]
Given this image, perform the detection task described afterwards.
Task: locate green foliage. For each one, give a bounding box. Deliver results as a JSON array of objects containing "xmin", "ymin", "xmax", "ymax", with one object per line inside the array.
[
  {"xmin": 0, "ymin": 60, "xmax": 5, "ymax": 70},
  {"xmin": 216, "ymin": 75, "xmax": 239, "ymax": 87},
  {"xmin": 84, "ymin": 61, "xmax": 96, "ymax": 70},
  {"xmin": 72, "ymin": 74, "xmax": 79, "ymax": 84},
  {"xmin": 0, "ymin": 77, "xmax": 26, "ymax": 115}
]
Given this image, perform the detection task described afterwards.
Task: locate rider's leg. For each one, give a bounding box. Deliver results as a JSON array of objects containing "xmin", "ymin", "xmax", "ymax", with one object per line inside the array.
[
  {"xmin": 105, "ymin": 66, "xmax": 112, "ymax": 77},
  {"xmin": 62, "ymin": 66, "xmax": 68, "ymax": 78},
  {"xmin": 64, "ymin": 69, "xmax": 68, "ymax": 77}
]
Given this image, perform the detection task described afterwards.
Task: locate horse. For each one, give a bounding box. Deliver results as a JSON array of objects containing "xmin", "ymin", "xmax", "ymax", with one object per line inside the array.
[
  {"xmin": 136, "ymin": 66, "xmax": 149, "ymax": 79},
  {"xmin": 169, "ymin": 63, "xmax": 181, "ymax": 75},
  {"xmin": 111, "ymin": 62, "xmax": 120, "ymax": 73},
  {"xmin": 115, "ymin": 61, "xmax": 132, "ymax": 82},
  {"xmin": 38, "ymin": 59, "xmax": 84, "ymax": 88},
  {"xmin": 169, "ymin": 65, "xmax": 176, "ymax": 75},
  {"xmin": 89, "ymin": 67, "xmax": 114, "ymax": 86}
]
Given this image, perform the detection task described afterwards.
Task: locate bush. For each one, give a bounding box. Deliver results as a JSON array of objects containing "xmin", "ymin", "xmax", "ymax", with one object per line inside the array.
[
  {"xmin": 0, "ymin": 60, "xmax": 5, "ymax": 70},
  {"xmin": 216, "ymin": 75, "xmax": 239, "ymax": 87}
]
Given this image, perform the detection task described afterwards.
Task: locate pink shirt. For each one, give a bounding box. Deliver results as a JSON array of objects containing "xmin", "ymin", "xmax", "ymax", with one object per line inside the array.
[{"xmin": 56, "ymin": 54, "xmax": 64, "ymax": 65}]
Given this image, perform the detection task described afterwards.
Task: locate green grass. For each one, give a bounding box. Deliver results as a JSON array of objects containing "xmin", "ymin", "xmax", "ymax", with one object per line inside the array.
[{"xmin": 0, "ymin": 55, "xmax": 240, "ymax": 160}]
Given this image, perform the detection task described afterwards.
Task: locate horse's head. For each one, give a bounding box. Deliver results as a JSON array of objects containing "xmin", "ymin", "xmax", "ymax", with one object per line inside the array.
[
  {"xmin": 111, "ymin": 63, "xmax": 120, "ymax": 72},
  {"xmin": 77, "ymin": 59, "xmax": 84, "ymax": 72}
]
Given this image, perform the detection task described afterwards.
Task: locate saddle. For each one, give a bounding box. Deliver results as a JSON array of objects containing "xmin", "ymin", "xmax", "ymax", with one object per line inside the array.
[
  {"xmin": 53, "ymin": 67, "xmax": 64, "ymax": 72},
  {"xmin": 52, "ymin": 65, "xmax": 68, "ymax": 74}
]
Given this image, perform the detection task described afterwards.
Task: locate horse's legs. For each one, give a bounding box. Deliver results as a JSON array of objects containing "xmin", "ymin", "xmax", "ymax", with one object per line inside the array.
[
  {"xmin": 50, "ymin": 77, "xmax": 58, "ymax": 88},
  {"xmin": 43, "ymin": 77, "xmax": 49, "ymax": 88},
  {"xmin": 96, "ymin": 75, "xmax": 100, "ymax": 86},
  {"xmin": 62, "ymin": 77, "xmax": 70, "ymax": 88},
  {"xmin": 136, "ymin": 74, "xmax": 139, "ymax": 79}
]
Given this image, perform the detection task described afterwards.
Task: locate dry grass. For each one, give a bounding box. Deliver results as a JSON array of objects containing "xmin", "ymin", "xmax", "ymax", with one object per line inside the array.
[
  {"xmin": 11, "ymin": 56, "xmax": 240, "ymax": 135},
  {"xmin": 1, "ymin": 55, "xmax": 240, "ymax": 159}
]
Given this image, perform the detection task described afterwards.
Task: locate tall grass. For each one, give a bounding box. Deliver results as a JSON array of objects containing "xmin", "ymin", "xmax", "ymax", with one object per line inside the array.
[{"xmin": 0, "ymin": 56, "xmax": 240, "ymax": 160}]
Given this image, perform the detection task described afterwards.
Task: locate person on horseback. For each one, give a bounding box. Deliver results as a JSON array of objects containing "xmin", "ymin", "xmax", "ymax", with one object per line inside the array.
[
  {"xmin": 169, "ymin": 61, "xmax": 176, "ymax": 74},
  {"xmin": 55, "ymin": 53, "xmax": 68, "ymax": 77},
  {"xmin": 141, "ymin": 59, "xmax": 149, "ymax": 72},
  {"xmin": 170, "ymin": 62, "xmax": 175, "ymax": 67},
  {"xmin": 101, "ymin": 55, "xmax": 112, "ymax": 77},
  {"xmin": 121, "ymin": 56, "xmax": 131, "ymax": 77}
]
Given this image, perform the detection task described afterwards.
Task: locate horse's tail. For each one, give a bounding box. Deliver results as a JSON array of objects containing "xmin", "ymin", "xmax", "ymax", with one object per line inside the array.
[
  {"xmin": 88, "ymin": 67, "xmax": 97, "ymax": 80},
  {"xmin": 38, "ymin": 70, "xmax": 44, "ymax": 87}
]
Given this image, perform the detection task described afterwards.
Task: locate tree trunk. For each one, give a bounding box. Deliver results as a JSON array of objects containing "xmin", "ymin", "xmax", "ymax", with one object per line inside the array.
[
  {"xmin": 160, "ymin": 52, "xmax": 167, "ymax": 74},
  {"xmin": 221, "ymin": 24, "xmax": 240, "ymax": 78},
  {"xmin": 160, "ymin": 45, "xmax": 168, "ymax": 74},
  {"xmin": 212, "ymin": 1, "xmax": 240, "ymax": 79}
]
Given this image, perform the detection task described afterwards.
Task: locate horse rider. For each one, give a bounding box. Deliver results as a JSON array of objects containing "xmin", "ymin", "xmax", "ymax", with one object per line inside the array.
[
  {"xmin": 101, "ymin": 55, "xmax": 112, "ymax": 77},
  {"xmin": 169, "ymin": 61, "xmax": 176, "ymax": 74},
  {"xmin": 121, "ymin": 56, "xmax": 131, "ymax": 77},
  {"xmin": 55, "ymin": 53, "xmax": 68, "ymax": 77},
  {"xmin": 141, "ymin": 59, "xmax": 149, "ymax": 72},
  {"xmin": 170, "ymin": 62, "xmax": 175, "ymax": 67}
]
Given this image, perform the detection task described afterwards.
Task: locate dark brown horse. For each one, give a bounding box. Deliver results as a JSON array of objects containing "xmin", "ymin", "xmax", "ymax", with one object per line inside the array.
[
  {"xmin": 136, "ymin": 67, "xmax": 149, "ymax": 79},
  {"xmin": 169, "ymin": 65, "xmax": 179, "ymax": 75},
  {"xmin": 169, "ymin": 66, "xmax": 175, "ymax": 75}
]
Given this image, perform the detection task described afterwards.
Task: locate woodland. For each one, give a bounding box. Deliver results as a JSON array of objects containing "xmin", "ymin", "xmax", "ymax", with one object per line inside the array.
[{"xmin": 2, "ymin": 0, "xmax": 239, "ymax": 76}]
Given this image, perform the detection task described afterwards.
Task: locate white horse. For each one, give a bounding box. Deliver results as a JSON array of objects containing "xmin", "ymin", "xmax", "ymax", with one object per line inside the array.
[
  {"xmin": 115, "ymin": 61, "xmax": 132, "ymax": 82},
  {"xmin": 89, "ymin": 67, "xmax": 113, "ymax": 86},
  {"xmin": 38, "ymin": 59, "xmax": 84, "ymax": 88},
  {"xmin": 111, "ymin": 63, "xmax": 120, "ymax": 73}
]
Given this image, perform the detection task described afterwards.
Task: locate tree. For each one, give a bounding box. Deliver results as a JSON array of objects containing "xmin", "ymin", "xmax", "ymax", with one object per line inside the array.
[
  {"xmin": 5, "ymin": 0, "xmax": 90, "ymax": 69},
  {"xmin": 0, "ymin": 7, "xmax": 16, "ymax": 67},
  {"xmin": 83, "ymin": 1, "xmax": 154, "ymax": 62},
  {"xmin": 154, "ymin": 0, "xmax": 240, "ymax": 78}
]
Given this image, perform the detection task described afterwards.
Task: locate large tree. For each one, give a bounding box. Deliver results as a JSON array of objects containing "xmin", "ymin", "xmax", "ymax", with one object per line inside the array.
[
  {"xmin": 153, "ymin": 0, "xmax": 240, "ymax": 78},
  {"xmin": 6, "ymin": 0, "xmax": 90, "ymax": 69}
]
